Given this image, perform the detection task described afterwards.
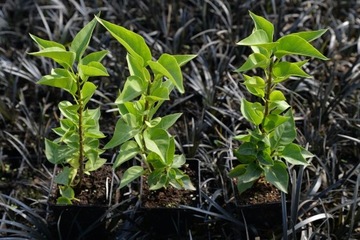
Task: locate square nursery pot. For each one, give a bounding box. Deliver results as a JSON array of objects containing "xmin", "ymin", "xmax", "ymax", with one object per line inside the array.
[
  {"xmin": 139, "ymin": 159, "xmax": 201, "ymax": 238},
  {"xmin": 47, "ymin": 164, "xmax": 116, "ymax": 240}
]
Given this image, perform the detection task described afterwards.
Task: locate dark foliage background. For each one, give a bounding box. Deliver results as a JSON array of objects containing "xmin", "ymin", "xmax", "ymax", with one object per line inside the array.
[{"xmin": 0, "ymin": 0, "xmax": 359, "ymax": 239}]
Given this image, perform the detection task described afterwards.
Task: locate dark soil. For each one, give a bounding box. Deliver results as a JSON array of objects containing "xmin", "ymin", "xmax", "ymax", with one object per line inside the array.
[
  {"xmin": 141, "ymin": 162, "xmax": 199, "ymax": 208},
  {"xmin": 236, "ymin": 176, "xmax": 281, "ymax": 205},
  {"xmin": 49, "ymin": 164, "xmax": 113, "ymax": 206}
]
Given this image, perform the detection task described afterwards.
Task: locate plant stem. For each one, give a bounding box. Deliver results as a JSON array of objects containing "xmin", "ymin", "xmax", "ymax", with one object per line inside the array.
[
  {"xmin": 262, "ymin": 60, "xmax": 273, "ymax": 132},
  {"xmin": 76, "ymin": 77, "xmax": 84, "ymax": 187}
]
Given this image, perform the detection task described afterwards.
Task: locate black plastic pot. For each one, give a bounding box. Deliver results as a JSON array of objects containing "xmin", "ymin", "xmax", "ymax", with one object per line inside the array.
[
  {"xmin": 47, "ymin": 164, "xmax": 116, "ymax": 240},
  {"xmin": 139, "ymin": 159, "xmax": 202, "ymax": 238}
]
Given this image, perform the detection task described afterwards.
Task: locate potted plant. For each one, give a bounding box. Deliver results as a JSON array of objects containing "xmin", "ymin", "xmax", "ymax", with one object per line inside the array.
[
  {"xmin": 29, "ymin": 17, "xmax": 112, "ymax": 239},
  {"xmin": 95, "ymin": 17, "xmax": 199, "ymax": 237},
  {"xmin": 228, "ymin": 11, "xmax": 328, "ymax": 228}
]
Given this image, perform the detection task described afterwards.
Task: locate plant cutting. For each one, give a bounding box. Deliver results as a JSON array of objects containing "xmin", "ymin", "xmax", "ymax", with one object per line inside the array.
[
  {"xmin": 229, "ymin": 12, "xmax": 328, "ymax": 195},
  {"xmin": 95, "ymin": 17, "xmax": 197, "ymax": 192},
  {"xmin": 29, "ymin": 17, "xmax": 109, "ymax": 204}
]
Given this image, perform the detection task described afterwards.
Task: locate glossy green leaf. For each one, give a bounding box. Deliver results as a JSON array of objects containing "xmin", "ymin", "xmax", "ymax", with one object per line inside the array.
[
  {"xmin": 145, "ymin": 117, "xmax": 161, "ymax": 128},
  {"xmin": 81, "ymin": 82, "xmax": 96, "ymax": 106},
  {"xmin": 264, "ymin": 161, "xmax": 288, "ymax": 193},
  {"xmin": 126, "ymin": 53, "xmax": 149, "ymax": 82},
  {"xmin": 240, "ymin": 99, "xmax": 264, "ymax": 125},
  {"xmin": 237, "ymin": 180, "xmax": 256, "ymax": 195},
  {"xmin": 149, "ymin": 54, "xmax": 184, "ymax": 93},
  {"xmin": 290, "ymin": 29, "xmax": 327, "ymax": 42},
  {"xmin": 238, "ymin": 162, "xmax": 262, "ymax": 183},
  {"xmin": 270, "ymin": 110, "xmax": 296, "ymax": 148},
  {"xmin": 147, "ymin": 86, "xmax": 170, "ymax": 101},
  {"xmin": 281, "ymin": 143, "xmax": 309, "ymax": 165},
  {"xmin": 249, "ymin": 11, "xmax": 274, "ymax": 42},
  {"xmin": 119, "ymin": 166, "xmax": 144, "ymax": 189},
  {"xmin": 29, "ymin": 47, "xmax": 75, "ymax": 69},
  {"xmin": 171, "ymin": 154, "xmax": 186, "ymax": 168},
  {"xmin": 54, "ymin": 167, "xmax": 72, "ymax": 185},
  {"xmin": 143, "ymin": 128, "xmax": 169, "ymax": 163},
  {"xmin": 85, "ymin": 156, "xmax": 106, "ymax": 172},
  {"xmin": 70, "ymin": 17, "xmax": 97, "ymax": 62},
  {"xmin": 157, "ymin": 113, "xmax": 182, "ymax": 130},
  {"xmin": 29, "ymin": 34, "xmax": 65, "ymax": 50},
  {"xmin": 116, "ymin": 75, "xmax": 147, "ymax": 104},
  {"xmin": 58, "ymin": 101, "xmax": 79, "ymax": 124},
  {"xmin": 104, "ymin": 118, "xmax": 139, "ymax": 149},
  {"xmin": 44, "ymin": 139, "xmax": 66, "ymax": 164},
  {"xmin": 78, "ymin": 61, "xmax": 109, "ymax": 78},
  {"xmin": 81, "ymin": 50, "xmax": 109, "ymax": 65},
  {"xmin": 237, "ymin": 52, "xmax": 269, "ymax": 72},
  {"xmin": 263, "ymin": 114, "xmax": 290, "ymax": 132},
  {"xmin": 96, "ymin": 16, "xmax": 151, "ymax": 66},
  {"xmin": 257, "ymin": 151, "xmax": 274, "ymax": 166},
  {"xmin": 228, "ymin": 164, "xmax": 247, "ymax": 178},
  {"xmin": 275, "ymin": 35, "xmax": 329, "ymax": 60},
  {"xmin": 38, "ymin": 70, "xmax": 77, "ymax": 95},
  {"xmin": 269, "ymin": 90, "xmax": 286, "ymax": 101},
  {"xmin": 243, "ymin": 75, "xmax": 265, "ymax": 98},
  {"xmin": 273, "ymin": 61, "xmax": 310, "ymax": 82},
  {"xmin": 57, "ymin": 196, "xmax": 73, "ymax": 205},
  {"xmin": 172, "ymin": 54, "xmax": 197, "ymax": 67},
  {"xmin": 237, "ymin": 29, "xmax": 278, "ymax": 50}
]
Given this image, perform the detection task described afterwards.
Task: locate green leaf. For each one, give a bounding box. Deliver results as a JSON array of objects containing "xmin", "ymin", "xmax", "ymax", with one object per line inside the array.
[
  {"xmin": 81, "ymin": 82, "xmax": 96, "ymax": 105},
  {"xmin": 264, "ymin": 161, "xmax": 288, "ymax": 193},
  {"xmin": 237, "ymin": 29, "xmax": 278, "ymax": 50},
  {"xmin": 228, "ymin": 164, "xmax": 247, "ymax": 178},
  {"xmin": 157, "ymin": 113, "xmax": 182, "ymax": 130},
  {"xmin": 171, "ymin": 154, "xmax": 186, "ymax": 168},
  {"xmin": 96, "ymin": 16, "xmax": 151, "ymax": 66},
  {"xmin": 270, "ymin": 109, "xmax": 296, "ymax": 148},
  {"xmin": 29, "ymin": 34, "xmax": 65, "ymax": 50},
  {"xmin": 147, "ymin": 86, "xmax": 170, "ymax": 101},
  {"xmin": 81, "ymin": 50, "xmax": 109, "ymax": 65},
  {"xmin": 126, "ymin": 53, "xmax": 150, "ymax": 81},
  {"xmin": 240, "ymin": 99, "xmax": 264, "ymax": 125},
  {"xmin": 149, "ymin": 53, "xmax": 184, "ymax": 93},
  {"xmin": 57, "ymin": 197, "xmax": 73, "ymax": 205},
  {"xmin": 37, "ymin": 69, "xmax": 77, "ymax": 95},
  {"xmin": 290, "ymin": 29, "xmax": 327, "ymax": 42},
  {"xmin": 269, "ymin": 90, "xmax": 286, "ymax": 101},
  {"xmin": 257, "ymin": 151, "xmax": 274, "ymax": 166},
  {"xmin": 104, "ymin": 118, "xmax": 139, "ymax": 149},
  {"xmin": 273, "ymin": 61, "xmax": 310, "ymax": 82},
  {"xmin": 29, "ymin": 47, "xmax": 75, "ymax": 69},
  {"xmin": 78, "ymin": 61, "xmax": 109, "ymax": 78},
  {"xmin": 59, "ymin": 186, "xmax": 75, "ymax": 199},
  {"xmin": 300, "ymin": 146, "xmax": 314, "ymax": 159},
  {"xmin": 249, "ymin": 11, "xmax": 274, "ymax": 42},
  {"xmin": 172, "ymin": 54, "xmax": 197, "ymax": 67},
  {"xmin": 58, "ymin": 101, "xmax": 79, "ymax": 124},
  {"xmin": 70, "ymin": 17, "xmax": 97, "ymax": 62},
  {"xmin": 238, "ymin": 162, "xmax": 262, "ymax": 183},
  {"xmin": 143, "ymin": 128, "xmax": 170, "ymax": 163},
  {"xmin": 263, "ymin": 114, "xmax": 290, "ymax": 132},
  {"xmin": 237, "ymin": 180, "xmax": 256, "ymax": 195},
  {"xmin": 54, "ymin": 167, "xmax": 72, "ymax": 185},
  {"xmin": 243, "ymin": 75, "xmax": 266, "ymax": 98},
  {"xmin": 145, "ymin": 117, "xmax": 161, "ymax": 128},
  {"xmin": 237, "ymin": 52, "xmax": 269, "ymax": 72},
  {"xmin": 119, "ymin": 166, "xmax": 144, "ymax": 189},
  {"xmin": 44, "ymin": 139, "xmax": 67, "ymax": 164},
  {"xmin": 275, "ymin": 35, "xmax": 329, "ymax": 60},
  {"xmin": 116, "ymin": 75, "xmax": 147, "ymax": 104},
  {"xmin": 85, "ymin": 156, "xmax": 106, "ymax": 172},
  {"xmin": 281, "ymin": 143, "xmax": 309, "ymax": 165}
]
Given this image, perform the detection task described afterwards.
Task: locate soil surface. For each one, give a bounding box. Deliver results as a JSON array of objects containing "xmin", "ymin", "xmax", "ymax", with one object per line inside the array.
[
  {"xmin": 49, "ymin": 164, "xmax": 113, "ymax": 205},
  {"xmin": 237, "ymin": 176, "xmax": 281, "ymax": 205},
  {"xmin": 141, "ymin": 163, "xmax": 199, "ymax": 208}
]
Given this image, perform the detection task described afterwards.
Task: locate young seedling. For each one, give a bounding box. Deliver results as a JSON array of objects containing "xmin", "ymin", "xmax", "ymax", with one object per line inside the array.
[
  {"xmin": 95, "ymin": 17, "xmax": 196, "ymax": 191},
  {"xmin": 229, "ymin": 12, "xmax": 328, "ymax": 194},
  {"xmin": 29, "ymin": 17, "xmax": 109, "ymax": 204}
]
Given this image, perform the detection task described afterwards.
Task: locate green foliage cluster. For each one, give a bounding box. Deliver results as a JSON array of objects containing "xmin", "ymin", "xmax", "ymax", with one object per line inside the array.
[
  {"xmin": 29, "ymin": 18, "xmax": 109, "ymax": 204},
  {"xmin": 229, "ymin": 12, "xmax": 328, "ymax": 194},
  {"xmin": 29, "ymin": 16, "xmax": 196, "ymax": 204},
  {"xmin": 96, "ymin": 17, "xmax": 196, "ymax": 191}
]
